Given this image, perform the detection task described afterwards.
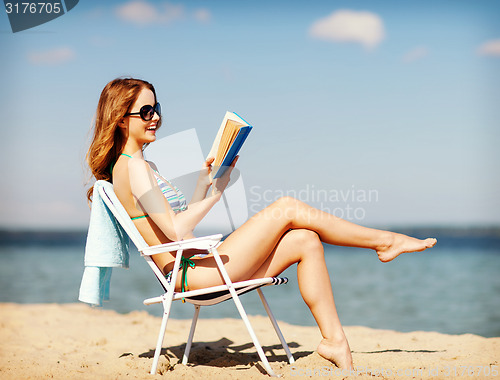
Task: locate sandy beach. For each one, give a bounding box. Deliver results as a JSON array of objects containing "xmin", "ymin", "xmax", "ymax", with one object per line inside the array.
[{"xmin": 0, "ymin": 303, "xmax": 498, "ymax": 379}]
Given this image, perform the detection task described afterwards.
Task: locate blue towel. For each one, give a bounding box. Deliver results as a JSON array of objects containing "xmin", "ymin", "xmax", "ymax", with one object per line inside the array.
[{"xmin": 78, "ymin": 181, "xmax": 129, "ymax": 306}]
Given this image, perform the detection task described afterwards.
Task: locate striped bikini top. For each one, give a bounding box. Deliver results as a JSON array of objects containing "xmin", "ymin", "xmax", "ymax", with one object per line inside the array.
[{"xmin": 153, "ymin": 171, "xmax": 188, "ymax": 214}]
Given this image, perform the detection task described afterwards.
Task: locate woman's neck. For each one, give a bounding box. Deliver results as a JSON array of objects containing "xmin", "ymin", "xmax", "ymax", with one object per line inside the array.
[{"xmin": 121, "ymin": 141, "xmax": 144, "ymax": 159}]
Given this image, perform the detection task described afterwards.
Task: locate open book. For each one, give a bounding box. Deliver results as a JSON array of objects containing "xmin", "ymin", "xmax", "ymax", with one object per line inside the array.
[{"xmin": 207, "ymin": 111, "xmax": 252, "ymax": 179}]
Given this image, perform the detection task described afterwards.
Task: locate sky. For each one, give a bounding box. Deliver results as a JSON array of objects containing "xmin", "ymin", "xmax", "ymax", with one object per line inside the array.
[{"xmin": 0, "ymin": 0, "xmax": 499, "ymax": 230}]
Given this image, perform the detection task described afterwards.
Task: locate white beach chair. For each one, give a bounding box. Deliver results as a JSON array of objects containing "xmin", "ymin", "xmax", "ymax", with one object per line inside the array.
[{"xmin": 97, "ymin": 180, "xmax": 295, "ymax": 376}]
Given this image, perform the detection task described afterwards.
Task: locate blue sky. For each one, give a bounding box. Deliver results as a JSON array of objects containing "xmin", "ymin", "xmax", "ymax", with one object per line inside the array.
[{"xmin": 0, "ymin": 0, "xmax": 499, "ymax": 230}]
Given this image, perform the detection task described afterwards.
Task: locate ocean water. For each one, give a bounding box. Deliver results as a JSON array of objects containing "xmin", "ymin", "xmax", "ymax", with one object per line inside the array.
[{"xmin": 0, "ymin": 230, "xmax": 499, "ymax": 338}]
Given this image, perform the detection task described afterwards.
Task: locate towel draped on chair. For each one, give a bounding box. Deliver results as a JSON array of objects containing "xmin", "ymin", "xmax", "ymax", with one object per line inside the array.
[{"xmin": 78, "ymin": 181, "xmax": 130, "ymax": 306}]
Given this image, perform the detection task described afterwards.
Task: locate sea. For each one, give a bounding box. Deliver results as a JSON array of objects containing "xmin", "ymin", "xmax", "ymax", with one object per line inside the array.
[{"xmin": 0, "ymin": 227, "xmax": 499, "ymax": 338}]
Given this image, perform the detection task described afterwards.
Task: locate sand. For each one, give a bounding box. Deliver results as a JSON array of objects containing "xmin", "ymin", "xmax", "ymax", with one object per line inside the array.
[{"xmin": 0, "ymin": 303, "xmax": 499, "ymax": 379}]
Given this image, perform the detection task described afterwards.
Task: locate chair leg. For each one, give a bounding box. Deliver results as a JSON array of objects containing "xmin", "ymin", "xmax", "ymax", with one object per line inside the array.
[
  {"xmin": 210, "ymin": 248, "xmax": 278, "ymax": 377},
  {"xmin": 182, "ymin": 305, "xmax": 201, "ymax": 365},
  {"xmin": 229, "ymin": 287, "xmax": 278, "ymax": 377},
  {"xmin": 150, "ymin": 295, "xmax": 174, "ymax": 375},
  {"xmin": 257, "ymin": 288, "xmax": 295, "ymax": 364},
  {"xmin": 151, "ymin": 311, "xmax": 169, "ymax": 374}
]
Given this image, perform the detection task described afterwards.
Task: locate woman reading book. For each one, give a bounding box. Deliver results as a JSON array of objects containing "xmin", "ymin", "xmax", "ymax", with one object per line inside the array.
[{"xmin": 86, "ymin": 77, "xmax": 437, "ymax": 370}]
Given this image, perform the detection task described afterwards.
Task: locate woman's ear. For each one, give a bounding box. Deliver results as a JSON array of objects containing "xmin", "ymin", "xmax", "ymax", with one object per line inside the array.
[{"xmin": 118, "ymin": 118, "xmax": 127, "ymax": 129}]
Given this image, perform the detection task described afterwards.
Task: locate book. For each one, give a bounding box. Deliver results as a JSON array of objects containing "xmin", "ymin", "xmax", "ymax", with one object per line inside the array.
[{"xmin": 207, "ymin": 111, "xmax": 252, "ymax": 179}]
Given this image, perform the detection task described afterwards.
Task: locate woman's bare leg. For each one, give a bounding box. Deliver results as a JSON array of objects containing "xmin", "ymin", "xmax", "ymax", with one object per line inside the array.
[
  {"xmin": 185, "ymin": 197, "xmax": 436, "ymax": 367},
  {"xmin": 225, "ymin": 196, "xmax": 433, "ymax": 269},
  {"xmin": 188, "ymin": 196, "xmax": 436, "ymax": 288},
  {"xmin": 250, "ymin": 229, "xmax": 353, "ymax": 369}
]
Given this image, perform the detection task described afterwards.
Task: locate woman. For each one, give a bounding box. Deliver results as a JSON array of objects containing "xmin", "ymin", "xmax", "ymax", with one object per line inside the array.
[{"xmin": 86, "ymin": 77, "xmax": 437, "ymax": 370}]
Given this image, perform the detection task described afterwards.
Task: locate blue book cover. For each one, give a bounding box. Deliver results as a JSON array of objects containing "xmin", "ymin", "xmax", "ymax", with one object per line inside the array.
[
  {"xmin": 213, "ymin": 125, "xmax": 252, "ymax": 178},
  {"xmin": 208, "ymin": 111, "xmax": 253, "ymax": 179}
]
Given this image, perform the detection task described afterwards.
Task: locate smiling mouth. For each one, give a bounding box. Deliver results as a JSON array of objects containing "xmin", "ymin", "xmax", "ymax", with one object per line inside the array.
[{"xmin": 147, "ymin": 126, "xmax": 157, "ymax": 131}]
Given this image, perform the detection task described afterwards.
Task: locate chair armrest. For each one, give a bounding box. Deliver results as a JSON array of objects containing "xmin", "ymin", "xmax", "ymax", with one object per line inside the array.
[{"xmin": 140, "ymin": 234, "xmax": 223, "ymax": 256}]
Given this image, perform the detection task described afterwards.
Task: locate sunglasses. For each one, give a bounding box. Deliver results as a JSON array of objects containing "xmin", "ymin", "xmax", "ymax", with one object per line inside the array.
[{"xmin": 125, "ymin": 102, "xmax": 161, "ymax": 121}]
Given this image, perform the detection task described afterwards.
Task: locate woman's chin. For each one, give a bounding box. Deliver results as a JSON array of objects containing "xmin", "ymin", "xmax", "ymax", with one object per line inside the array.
[{"xmin": 145, "ymin": 133, "xmax": 157, "ymax": 142}]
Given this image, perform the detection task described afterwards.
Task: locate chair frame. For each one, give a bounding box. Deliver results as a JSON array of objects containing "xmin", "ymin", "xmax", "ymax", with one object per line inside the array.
[{"xmin": 98, "ymin": 182, "xmax": 294, "ymax": 376}]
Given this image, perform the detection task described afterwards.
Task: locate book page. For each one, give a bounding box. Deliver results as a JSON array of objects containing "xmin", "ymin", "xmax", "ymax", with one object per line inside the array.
[
  {"xmin": 207, "ymin": 111, "xmax": 249, "ymax": 160},
  {"xmin": 214, "ymin": 119, "xmax": 243, "ymax": 166}
]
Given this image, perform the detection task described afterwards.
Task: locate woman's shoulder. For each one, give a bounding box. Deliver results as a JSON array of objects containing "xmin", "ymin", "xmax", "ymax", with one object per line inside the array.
[{"xmin": 113, "ymin": 156, "xmax": 151, "ymax": 185}]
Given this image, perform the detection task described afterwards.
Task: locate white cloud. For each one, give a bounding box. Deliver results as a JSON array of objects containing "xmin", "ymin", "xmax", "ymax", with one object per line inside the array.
[
  {"xmin": 402, "ymin": 46, "xmax": 429, "ymax": 63},
  {"xmin": 193, "ymin": 8, "xmax": 211, "ymax": 23},
  {"xmin": 309, "ymin": 10, "xmax": 385, "ymax": 49},
  {"xmin": 477, "ymin": 39, "xmax": 500, "ymax": 57},
  {"xmin": 27, "ymin": 47, "xmax": 76, "ymax": 65},
  {"xmin": 115, "ymin": 1, "xmax": 184, "ymax": 26}
]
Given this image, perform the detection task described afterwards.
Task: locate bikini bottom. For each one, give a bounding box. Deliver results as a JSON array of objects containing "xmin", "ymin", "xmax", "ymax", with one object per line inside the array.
[{"xmin": 165, "ymin": 252, "xmax": 208, "ymax": 293}]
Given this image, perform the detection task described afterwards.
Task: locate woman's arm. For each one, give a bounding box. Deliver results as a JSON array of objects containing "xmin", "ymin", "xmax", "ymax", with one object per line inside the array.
[
  {"xmin": 190, "ymin": 157, "xmax": 215, "ymax": 204},
  {"xmin": 128, "ymin": 158, "xmax": 227, "ymax": 241}
]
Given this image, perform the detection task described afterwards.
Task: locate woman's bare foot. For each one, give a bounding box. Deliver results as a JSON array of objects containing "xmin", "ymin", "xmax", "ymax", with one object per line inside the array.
[
  {"xmin": 376, "ymin": 232, "xmax": 437, "ymax": 262},
  {"xmin": 317, "ymin": 337, "xmax": 353, "ymax": 370}
]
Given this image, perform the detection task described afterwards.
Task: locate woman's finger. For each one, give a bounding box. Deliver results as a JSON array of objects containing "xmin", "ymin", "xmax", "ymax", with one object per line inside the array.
[
  {"xmin": 205, "ymin": 156, "xmax": 215, "ymax": 166},
  {"xmin": 230, "ymin": 155, "xmax": 239, "ymax": 167}
]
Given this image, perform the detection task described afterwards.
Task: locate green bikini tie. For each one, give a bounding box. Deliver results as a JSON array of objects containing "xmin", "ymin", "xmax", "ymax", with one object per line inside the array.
[
  {"xmin": 110, "ymin": 153, "xmax": 133, "ymax": 174},
  {"xmin": 180, "ymin": 256, "xmax": 196, "ymax": 299}
]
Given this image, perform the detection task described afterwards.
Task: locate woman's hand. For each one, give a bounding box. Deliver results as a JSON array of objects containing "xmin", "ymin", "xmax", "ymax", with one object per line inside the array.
[
  {"xmin": 213, "ymin": 155, "xmax": 239, "ymax": 195},
  {"xmin": 197, "ymin": 156, "xmax": 215, "ymax": 189},
  {"xmin": 190, "ymin": 156, "xmax": 215, "ymax": 203}
]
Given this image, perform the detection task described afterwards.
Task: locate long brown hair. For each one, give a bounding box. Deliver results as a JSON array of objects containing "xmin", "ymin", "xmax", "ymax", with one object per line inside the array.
[{"xmin": 86, "ymin": 77, "xmax": 160, "ymax": 202}]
